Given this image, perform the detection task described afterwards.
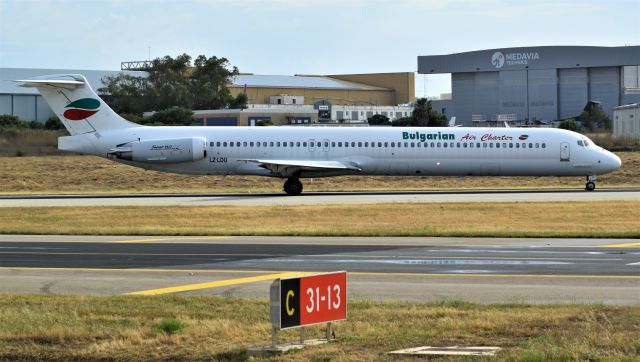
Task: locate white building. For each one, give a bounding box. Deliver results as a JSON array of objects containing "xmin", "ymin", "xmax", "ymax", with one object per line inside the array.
[{"xmin": 613, "ymin": 103, "xmax": 640, "ymax": 139}]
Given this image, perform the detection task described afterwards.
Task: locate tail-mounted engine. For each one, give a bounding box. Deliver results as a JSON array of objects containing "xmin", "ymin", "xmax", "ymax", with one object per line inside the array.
[{"xmin": 108, "ymin": 137, "xmax": 207, "ymax": 163}]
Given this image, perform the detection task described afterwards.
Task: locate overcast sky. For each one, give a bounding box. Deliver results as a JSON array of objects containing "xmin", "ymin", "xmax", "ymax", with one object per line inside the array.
[{"xmin": 1, "ymin": 0, "xmax": 638, "ymax": 98}]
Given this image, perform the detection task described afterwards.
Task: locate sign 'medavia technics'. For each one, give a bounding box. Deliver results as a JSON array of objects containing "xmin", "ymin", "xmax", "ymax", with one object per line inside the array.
[{"xmin": 270, "ymin": 271, "xmax": 347, "ymax": 330}]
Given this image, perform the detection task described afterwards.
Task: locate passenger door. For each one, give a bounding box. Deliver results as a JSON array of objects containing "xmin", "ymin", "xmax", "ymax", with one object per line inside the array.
[{"xmin": 560, "ymin": 142, "xmax": 570, "ymax": 161}]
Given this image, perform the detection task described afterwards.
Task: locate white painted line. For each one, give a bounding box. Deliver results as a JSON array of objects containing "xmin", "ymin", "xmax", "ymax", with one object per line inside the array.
[
  {"xmin": 389, "ymin": 346, "xmax": 501, "ymax": 356},
  {"xmin": 626, "ymin": 262, "xmax": 640, "ymax": 266}
]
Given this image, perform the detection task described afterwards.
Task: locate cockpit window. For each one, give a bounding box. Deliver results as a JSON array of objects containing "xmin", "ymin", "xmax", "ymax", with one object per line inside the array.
[
  {"xmin": 577, "ymin": 140, "xmax": 584, "ymax": 147},
  {"xmin": 583, "ymin": 139, "xmax": 590, "ymax": 147}
]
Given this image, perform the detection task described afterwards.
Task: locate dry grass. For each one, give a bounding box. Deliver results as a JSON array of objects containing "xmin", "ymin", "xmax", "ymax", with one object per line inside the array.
[
  {"xmin": 0, "ymin": 201, "xmax": 638, "ymax": 237},
  {"xmin": 0, "ymin": 294, "xmax": 637, "ymax": 361},
  {"xmin": 0, "ymin": 129, "xmax": 67, "ymax": 157},
  {"xmin": 1, "ymin": 152, "xmax": 639, "ymax": 195}
]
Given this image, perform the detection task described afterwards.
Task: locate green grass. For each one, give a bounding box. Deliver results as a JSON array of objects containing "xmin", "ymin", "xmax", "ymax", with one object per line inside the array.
[
  {"xmin": 0, "ymin": 201, "xmax": 638, "ymax": 238},
  {"xmin": 0, "ymin": 294, "xmax": 638, "ymax": 361},
  {"xmin": 155, "ymin": 318, "xmax": 187, "ymax": 335}
]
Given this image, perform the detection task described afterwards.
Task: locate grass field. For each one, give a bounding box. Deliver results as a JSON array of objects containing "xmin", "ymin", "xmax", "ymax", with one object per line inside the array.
[
  {"xmin": 0, "ymin": 294, "xmax": 638, "ymax": 361},
  {"xmin": 1, "ymin": 201, "xmax": 638, "ymax": 237},
  {"xmin": 1, "ymin": 152, "xmax": 639, "ymax": 195}
]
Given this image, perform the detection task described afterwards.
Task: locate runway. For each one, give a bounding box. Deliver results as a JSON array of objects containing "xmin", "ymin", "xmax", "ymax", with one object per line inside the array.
[
  {"xmin": 1, "ymin": 235, "xmax": 638, "ymax": 304},
  {"xmin": 1, "ymin": 188, "xmax": 639, "ymax": 207}
]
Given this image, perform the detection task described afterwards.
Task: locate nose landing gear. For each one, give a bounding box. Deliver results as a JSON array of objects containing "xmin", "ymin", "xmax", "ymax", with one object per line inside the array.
[
  {"xmin": 585, "ymin": 175, "xmax": 596, "ymax": 191},
  {"xmin": 283, "ymin": 178, "xmax": 303, "ymax": 195}
]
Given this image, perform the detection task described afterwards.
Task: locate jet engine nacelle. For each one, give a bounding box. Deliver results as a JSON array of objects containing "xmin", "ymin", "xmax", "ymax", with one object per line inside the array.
[{"xmin": 111, "ymin": 137, "xmax": 207, "ymax": 163}]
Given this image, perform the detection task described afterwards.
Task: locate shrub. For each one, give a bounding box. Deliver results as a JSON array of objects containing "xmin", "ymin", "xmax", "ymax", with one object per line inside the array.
[
  {"xmin": 155, "ymin": 318, "xmax": 186, "ymax": 334},
  {"xmin": 45, "ymin": 117, "xmax": 65, "ymax": 130},
  {"xmin": 558, "ymin": 119, "xmax": 581, "ymax": 132}
]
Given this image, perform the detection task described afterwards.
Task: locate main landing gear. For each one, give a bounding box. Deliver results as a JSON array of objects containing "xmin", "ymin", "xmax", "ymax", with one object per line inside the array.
[
  {"xmin": 585, "ymin": 175, "xmax": 596, "ymax": 191},
  {"xmin": 283, "ymin": 178, "xmax": 303, "ymax": 195}
]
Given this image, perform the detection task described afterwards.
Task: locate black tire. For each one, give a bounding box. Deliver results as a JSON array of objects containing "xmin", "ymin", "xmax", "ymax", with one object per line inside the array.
[
  {"xmin": 284, "ymin": 179, "xmax": 303, "ymax": 195},
  {"xmin": 585, "ymin": 181, "xmax": 596, "ymax": 191}
]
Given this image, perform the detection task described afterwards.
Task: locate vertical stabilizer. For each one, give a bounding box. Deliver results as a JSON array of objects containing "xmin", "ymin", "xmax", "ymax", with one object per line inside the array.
[{"xmin": 15, "ymin": 74, "xmax": 138, "ymax": 135}]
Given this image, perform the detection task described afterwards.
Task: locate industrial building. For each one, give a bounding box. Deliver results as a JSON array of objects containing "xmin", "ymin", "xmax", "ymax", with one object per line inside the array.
[
  {"xmin": 420, "ymin": 46, "xmax": 640, "ymax": 126},
  {"xmin": 613, "ymin": 103, "xmax": 640, "ymax": 139},
  {"xmin": 0, "ymin": 67, "xmax": 413, "ymax": 125}
]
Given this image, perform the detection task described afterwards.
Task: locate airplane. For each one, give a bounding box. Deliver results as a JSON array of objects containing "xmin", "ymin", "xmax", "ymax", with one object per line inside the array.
[{"xmin": 17, "ymin": 74, "xmax": 621, "ymax": 195}]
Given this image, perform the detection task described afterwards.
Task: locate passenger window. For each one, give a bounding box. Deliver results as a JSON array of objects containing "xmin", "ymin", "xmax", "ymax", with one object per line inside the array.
[
  {"xmin": 483, "ymin": 143, "xmax": 487, "ymax": 148},
  {"xmin": 391, "ymin": 142, "xmax": 395, "ymax": 147},
  {"xmin": 303, "ymin": 142, "xmax": 307, "ymax": 147},
  {"xmin": 509, "ymin": 143, "xmax": 513, "ymax": 148},
  {"xmin": 209, "ymin": 142, "xmax": 214, "ymax": 147},
  {"xmin": 529, "ymin": 143, "xmax": 533, "ymax": 148},
  {"xmin": 535, "ymin": 143, "xmax": 539, "ymax": 148},
  {"xmin": 378, "ymin": 142, "xmax": 382, "ymax": 147},
  {"xmin": 431, "ymin": 142, "xmax": 435, "ymax": 147},
  {"xmin": 490, "ymin": 143, "xmax": 493, "ymax": 148},
  {"xmin": 338, "ymin": 142, "xmax": 342, "ymax": 147},
  {"xmin": 324, "ymin": 142, "xmax": 328, "ymax": 147},
  {"xmin": 417, "ymin": 142, "xmax": 421, "ymax": 148},
  {"xmin": 411, "ymin": 142, "xmax": 415, "ymax": 148},
  {"xmin": 384, "ymin": 142, "xmax": 388, "ymax": 147},
  {"xmin": 358, "ymin": 142, "xmax": 362, "ymax": 147},
  {"xmin": 351, "ymin": 142, "xmax": 355, "ymax": 147},
  {"xmin": 496, "ymin": 143, "xmax": 500, "ymax": 148},
  {"xmin": 256, "ymin": 142, "xmax": 260, "ymax": 148},
  {"xmin": 470, "ymin": 143, "xmax": 474, "ymax": 148},
  {"xmin": 243, "ymin": 142, "xmax": 247, "ymax": 147},
  {"xmin": 364, "ymin": 142, "xmax": 368, "ymax": 147},
  {"xmin": 283, "ymin": 142, "xmax": 287, "ymax": 147},
  {"xmin": 250, "ymin": 142, "xmax": 254, "ymax": 147},
  {"xmin": 437, "ymin": 142, "xmax": 441, "ymax": 147},
  {"xmin": 223, "ymin": 142, "xmax": 227, "ymax": 147},
  {"xmin": 332, "ymin": 142, "xmax": 335, "ymax": 147},
  {"xmin": 476, "ymin": 143, "xmax": 481, "ymax": 148},
  {"xmin": 345, "ymin": 142, "xmax": 349, "ymax": 148},
  {"xmin": 263, "ymin": 142, "xmax": 267, "ymax": 147},
  {"xmin": 457, "ymin": 143, "xmax": 461, "ymax": 148},
  {"xmin": 277, "ymin": 142, "xmax": 281, "ymax": 147},
  {"xmin": 318, "ymin": 142, "xmax": 322, "ymax": 147},
  {"xmin": 371, "ymin": 142, "xmax": 375, "ymax": 148},
  {"xmin": 463, "ymin": 143, "xmax": 468, "ymax": 148},
  {"xmin": 516, "ymin": 143, "xmax": 520, "ymax": 148},
  {"xmin": 542, "ymin": 143, "xmax": 546, "ymax": 148},
  {"xmin": 444, "ymin": 143, "xmax": 448, "ymax": 148},
  {"xmin": 503, "ymin": 143, "xmax": 507, "ymax": 148}
]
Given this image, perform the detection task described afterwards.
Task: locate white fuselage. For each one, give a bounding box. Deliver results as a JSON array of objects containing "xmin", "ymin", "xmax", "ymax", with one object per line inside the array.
[{"xmin": 61, "ymin": 126, "xmax": 621, "ymax": 179}]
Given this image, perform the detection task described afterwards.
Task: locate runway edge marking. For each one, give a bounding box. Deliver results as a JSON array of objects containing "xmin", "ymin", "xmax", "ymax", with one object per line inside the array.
[
  {"xmin": 124, "ymin": 272, "xmax": 313, "ymax": 296},
  {"xmin": 113, "ymin": 236, "xmax": 230, "ymax": 243},
  {"xmin": 601, "ymin": 242, "xmax": 640, "ymax": 248}
]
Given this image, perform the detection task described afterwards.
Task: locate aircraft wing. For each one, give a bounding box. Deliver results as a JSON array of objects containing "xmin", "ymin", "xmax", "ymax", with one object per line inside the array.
[{"xmin": 239, "ymin": 159, "xmax": 362, "ymax": 175}]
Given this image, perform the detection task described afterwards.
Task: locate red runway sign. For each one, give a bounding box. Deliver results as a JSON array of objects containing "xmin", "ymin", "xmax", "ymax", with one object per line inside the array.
[{"xmin": 278, "ymin": 271, "xmax": 347, "ymax": 329}]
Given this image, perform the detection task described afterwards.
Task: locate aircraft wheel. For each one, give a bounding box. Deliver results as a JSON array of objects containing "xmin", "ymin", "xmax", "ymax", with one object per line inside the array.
[
  {"xmin": 585, "ymin": 181, "xmax": 596, "ymax": 191},
  {"xmin": 284, "ymin": 179, "xmax": 303, "ymax": 195}
]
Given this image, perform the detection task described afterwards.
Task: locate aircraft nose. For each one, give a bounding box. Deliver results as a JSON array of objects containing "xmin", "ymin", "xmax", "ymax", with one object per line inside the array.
[{"xmin": 605, "ymin": 152, "xmax": 622, "ymax": 172}]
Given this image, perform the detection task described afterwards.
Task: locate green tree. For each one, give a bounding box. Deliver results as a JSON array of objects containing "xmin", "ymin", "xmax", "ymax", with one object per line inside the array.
[
  {"xmin": 367, "ymin": 114, "xmax": 390, "ymax": 125},
  {"xmin": 99, "ymin": 53, "xmax": 240, "ymax": 113},
  {"xmin": 412, "ymin": 98, "xmax": 430, "ymax": 127},
  {"xmin": 391, "ymin": 117, "xmax": 412, "ymax": 127},
  {"xmin": 142, "ymin": 107, "xmax": 194, "ymax": 126},
  {"xmin": 228, "ymin": 93, "xmax": 248, "ymax": 109},
  {"xmin": 558, "ymin": 119, "xmax": 581, "ymax": 132}
]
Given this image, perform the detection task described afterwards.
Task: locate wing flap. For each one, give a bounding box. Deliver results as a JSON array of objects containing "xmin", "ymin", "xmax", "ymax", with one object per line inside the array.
[{"xmin": 240, "ymin": 159, "xmax": 361, "ymax": 174}]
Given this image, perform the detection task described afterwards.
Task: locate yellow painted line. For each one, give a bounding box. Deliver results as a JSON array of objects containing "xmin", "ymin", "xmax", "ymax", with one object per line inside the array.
[
  {"xmin": 1, "ymin": 267, "xmax": 639, "ymax": 279},
  {"xmin": 113, "ymin": 236, "xmax": 230, "ymax": 243},
  {"xmin": 125, "ymin": 272, "xmax": 312, "ymax": 296},
  {"xmin": 602, "ymin": 242, "xmax": 640, "ymax": 248}
]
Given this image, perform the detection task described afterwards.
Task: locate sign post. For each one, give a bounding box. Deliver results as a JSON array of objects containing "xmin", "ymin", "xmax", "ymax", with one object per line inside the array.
[{"xmin": 252, "ymin": 271, "xmax": 347, "ymax": 355}]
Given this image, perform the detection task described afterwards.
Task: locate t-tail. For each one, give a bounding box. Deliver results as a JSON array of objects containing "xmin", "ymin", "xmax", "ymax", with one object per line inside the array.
[{"xmin": 15, "ymin": 74, "xmax": 138, "ymax": 135}]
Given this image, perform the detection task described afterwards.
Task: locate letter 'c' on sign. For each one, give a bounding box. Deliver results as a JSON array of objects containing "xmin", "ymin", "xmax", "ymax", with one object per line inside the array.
[{"xmin": 286, "ymin": 290, "xmax": 295, "ymax": 316}]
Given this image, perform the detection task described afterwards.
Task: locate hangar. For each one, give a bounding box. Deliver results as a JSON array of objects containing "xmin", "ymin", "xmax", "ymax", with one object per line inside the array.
[{"xmin": 420, "ymin": 46, "xmax": 640, "ymax": 126}]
